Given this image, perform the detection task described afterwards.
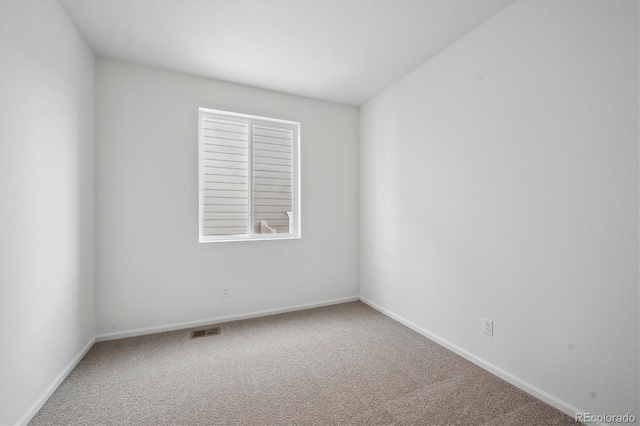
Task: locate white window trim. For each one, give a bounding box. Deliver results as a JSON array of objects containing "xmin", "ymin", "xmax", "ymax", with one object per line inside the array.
[{"xmin": 198, "ymin": 107, "xmax": 301, "ymax": 243}]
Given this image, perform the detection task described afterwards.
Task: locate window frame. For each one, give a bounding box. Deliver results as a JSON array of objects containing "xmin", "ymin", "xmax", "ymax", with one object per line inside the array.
[{"xmin": 198, "ymin": 107, "xmax": 301, "ymax": 243}]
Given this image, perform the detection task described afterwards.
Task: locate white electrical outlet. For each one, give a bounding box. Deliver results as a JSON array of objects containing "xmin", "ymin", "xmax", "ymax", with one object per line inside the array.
[
  {"xmin": 483, "ymin": 319, "xmax": 493, "ymax": 336},
  {"xmin": 222, "ymin": 287, "xmax": 230, "ymax": 298}
]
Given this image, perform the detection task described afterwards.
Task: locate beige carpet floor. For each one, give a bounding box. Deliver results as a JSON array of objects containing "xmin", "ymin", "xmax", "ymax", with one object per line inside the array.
[{"xmin": 30, "ymin": 301, "xmax": 578, "ymax": 425}]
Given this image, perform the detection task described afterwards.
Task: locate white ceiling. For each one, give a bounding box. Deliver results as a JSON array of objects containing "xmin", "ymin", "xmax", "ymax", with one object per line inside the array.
[{"xmin": 60, "ymin": 0, "xmax": 514, "ymax": 106}]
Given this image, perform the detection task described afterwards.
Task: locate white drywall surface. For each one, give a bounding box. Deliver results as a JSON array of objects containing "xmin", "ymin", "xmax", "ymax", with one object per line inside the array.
[
  {"xmin": 95, "ymin": 58, "xmax": 359, "ymax": 334},
  {"xmin": 360, "ymin": 0, "xmax": 639, "ymax": 419},
  {"xmin": 0, "ymin": 1, "xmax": 96, "ymax": 424}
]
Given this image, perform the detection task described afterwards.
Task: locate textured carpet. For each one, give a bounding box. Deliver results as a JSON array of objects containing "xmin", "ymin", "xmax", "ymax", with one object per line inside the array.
[{"xmin": 29, "ymin": 302, "xmax": 578, "ymax": 425}]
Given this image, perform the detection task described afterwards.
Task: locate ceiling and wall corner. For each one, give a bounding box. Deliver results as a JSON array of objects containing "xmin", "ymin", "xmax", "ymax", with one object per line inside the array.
[{"xmin": 59, "ymin": 0, "xmax": 514, "ymax": 106}]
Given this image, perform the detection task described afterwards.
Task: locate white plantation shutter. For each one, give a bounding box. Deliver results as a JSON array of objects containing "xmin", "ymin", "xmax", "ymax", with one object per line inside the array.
[
  {"xmin": 199, "ymin": 109, "xmax": 299, "ymax": 242},
  {"xmin": 252, "ymin": 125, "xmax": 293, "ymax": 234},
  {"xmin": 200, "ymin": 117, "xmax": 249, "ymax": 237}
]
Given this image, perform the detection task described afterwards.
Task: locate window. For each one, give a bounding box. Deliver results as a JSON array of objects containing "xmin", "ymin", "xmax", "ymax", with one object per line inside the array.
[{"xmin": 198, "ymin": 108, "xmax": 300, "ymax": 242}]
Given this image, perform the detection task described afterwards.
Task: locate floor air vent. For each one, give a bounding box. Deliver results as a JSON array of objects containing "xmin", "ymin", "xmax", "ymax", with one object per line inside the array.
[{"xmin": 191, "ymin": 326, "xmax": 221, "ymax": 339}]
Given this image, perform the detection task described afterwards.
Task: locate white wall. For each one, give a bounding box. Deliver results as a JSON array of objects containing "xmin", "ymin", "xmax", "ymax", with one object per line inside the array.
[
  {"xmin": 360, "ymin": 0, "xmax": 638, "ymax": 419},
  {"xmin": 0, "ymin": 1, "xmax": 96, "ymax": 424},
  {"xmin": 95, "ymin": 58, "xmax": 359, "ymax": 335}
]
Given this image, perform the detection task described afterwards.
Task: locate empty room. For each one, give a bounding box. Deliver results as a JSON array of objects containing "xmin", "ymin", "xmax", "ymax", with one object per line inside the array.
[{"xmin": 1, "ymin": 0, "xmax": 638, "ymax": 425}]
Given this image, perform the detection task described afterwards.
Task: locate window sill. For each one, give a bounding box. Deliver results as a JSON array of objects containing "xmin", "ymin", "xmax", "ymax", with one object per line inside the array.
[{"xmin": 199, "ymin": 235, "xmax": 301, "ymax": 243}]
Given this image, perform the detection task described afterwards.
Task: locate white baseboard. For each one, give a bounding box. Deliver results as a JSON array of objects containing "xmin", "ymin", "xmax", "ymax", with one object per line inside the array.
[
  {"xmin": 15, "ymin": 336, "xmax": 96, "ymax": 426},
  {"xmin": 96, "ymin": 296, "xmax": 360, "ymax": 342},
  {"xmin": 358, "ymin": 296, "xmax": 601, "ymax": 425}
]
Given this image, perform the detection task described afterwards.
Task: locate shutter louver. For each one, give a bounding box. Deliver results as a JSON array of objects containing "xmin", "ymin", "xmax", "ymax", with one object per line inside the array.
[
  {"xmin": 201, "ymin": 117, "xmax": 249, "ymax": 237},
  {"xmin": 253, "ymin": 125, "xmax": 293, "ymax": 234}
]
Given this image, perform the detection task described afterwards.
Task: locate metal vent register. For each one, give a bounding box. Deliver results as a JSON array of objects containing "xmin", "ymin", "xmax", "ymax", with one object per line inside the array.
[{"xmin": 190, "ymin": 326, "xmax": 221, "ymax": 338}]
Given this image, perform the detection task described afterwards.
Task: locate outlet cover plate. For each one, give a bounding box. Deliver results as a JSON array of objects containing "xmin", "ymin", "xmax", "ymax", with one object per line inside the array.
[{"xmin": 483, "ymin": 319, "xmax": 493, "ymax": 336}]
